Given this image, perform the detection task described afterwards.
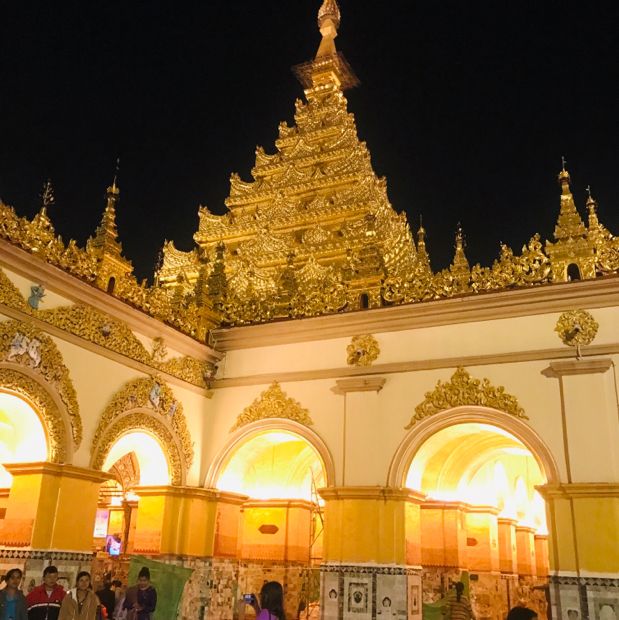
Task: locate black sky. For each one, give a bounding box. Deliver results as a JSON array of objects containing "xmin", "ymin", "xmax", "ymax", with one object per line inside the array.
[{"xmin": 1, "ymin": 1, "xmax": 617, "ymax": 280}]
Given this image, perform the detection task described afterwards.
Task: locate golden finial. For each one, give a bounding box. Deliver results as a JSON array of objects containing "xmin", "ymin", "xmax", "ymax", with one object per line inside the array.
[
  {"xmin": 40, "ymin": 179, "xmax": 55, "ymax": 215},
  {"xmin": 558, "ymin": 155, "xmax": 571, "ymax": 188},
  {"xmin": 108, "ymin": 158, "xmax": 120, "ymax": 196},
  {"xmin": 318, "ymin": 0, "xmax": 341, "ymax": 32}
]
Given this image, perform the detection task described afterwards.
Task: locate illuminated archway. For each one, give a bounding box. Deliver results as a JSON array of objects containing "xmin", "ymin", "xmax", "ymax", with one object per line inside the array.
[
  {"xmin": 388, "ymin": 406, "xmax": 560, "ymax": 489},
  {"xmin": 209, "ymin": 420, "xmax": 333, "ymax": 500},
  {"xmin": 103, "ymin": 431, "xmax": 170, "ymax": 486},
  {"xmin": 0, "ymin": 392, "xmax": 47, "ymax": 487},
  {"xmin": 405, "ymin": 423, "xmax": 547, "ymax": 530}
]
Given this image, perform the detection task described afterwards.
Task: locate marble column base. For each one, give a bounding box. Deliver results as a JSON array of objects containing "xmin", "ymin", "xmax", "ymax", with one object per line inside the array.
[{"xmin": 549, "ymin": 574, "xmax": 619, "ymax": 620}]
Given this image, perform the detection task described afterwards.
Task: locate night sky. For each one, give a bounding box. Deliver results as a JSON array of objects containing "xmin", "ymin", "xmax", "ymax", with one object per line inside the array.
[{"xmin": 1, "ymin": 2, "xmax": 617, "ymax": 281}]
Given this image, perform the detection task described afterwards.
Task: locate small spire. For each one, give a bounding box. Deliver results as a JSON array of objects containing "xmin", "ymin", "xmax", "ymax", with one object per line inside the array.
[
  {"xmin": 39, "ymin": 179, "xmax": 55, "ymax": 215},
  {"xmin": 108, "ymin": 157, "xmax": 120, "ymax": 196},
  {"xmin": 316, "ymin": 0, "xmax": 341, "ymax": 59},
  {"xmin": 558, "ymin": 156, "xmax": 571, "ymax": 191}
]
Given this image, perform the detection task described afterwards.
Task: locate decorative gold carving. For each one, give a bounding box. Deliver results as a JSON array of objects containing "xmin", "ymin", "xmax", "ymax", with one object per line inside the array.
[
  {"xmin": 346, "ymin": 334, "xmax": 380, "ymax": 367},
  {"xmin": 230, "ymin": 381, "xmax": 313, "ymax": 431},
  {"xmin": 555, "ymin": 309, "xmax": 598, "ymax": 358},
  {"xmin": 406, "ymin": 367, "xmax": 527, "ymax": 428},
  {"xmin": 0, "ymin": 321, "xmax": 81, "ymax": 446},
  {"xmin": 0, "ymin": 268, "xmax": 29, "ymax": 311},
  {"xmin": 1, "ymin": 4, "xmax": 618, "ymax": 333},
  {"xmin": 91, "ymin": 376, "xmax": 193, "ymax": 484},
  {"xmin": 0, "ymin": 280, "xmax": 213, "ymax": 389},
  {"xmin": 0, "ymin": 368, "xmax": 69, "ymax": 462}
]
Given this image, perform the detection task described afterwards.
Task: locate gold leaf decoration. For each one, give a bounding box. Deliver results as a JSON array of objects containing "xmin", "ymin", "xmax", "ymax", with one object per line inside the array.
[
  {"xmin": 0, "ymin": 368, "xmax": 69, "ymax": 462},
  {"xmin": 0, "ymin": 268, "xmax": 29, "ymax": 311},
  {"xmin": 346, "ymin": 334, "xmax": 380, "ymax": 367},
  {"xmin": 90, "ymin": 376, "xmax": 193, "ymax": 485},
  {"xmin": 555, "ymin": 309, "xmax": 599, "ymax": 347},
  {"xmin": 0, "ymin": 320, "xmax": 81, "ymax": 446},
  {"xmin": 230, "ymin": 381, "xmax": 313, "ymax": 431},
  {"xmin": 406, "ymin": 367, "xmax": 527, "ymax": 429}
]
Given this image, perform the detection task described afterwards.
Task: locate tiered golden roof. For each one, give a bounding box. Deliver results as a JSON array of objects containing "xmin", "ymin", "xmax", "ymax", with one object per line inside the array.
[{"xmin": 1, "ymin": 0, "xmax": 618, "ymax": 340}]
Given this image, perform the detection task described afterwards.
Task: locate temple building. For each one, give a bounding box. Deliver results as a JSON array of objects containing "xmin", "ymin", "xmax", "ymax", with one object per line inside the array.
[{"xmin": 0, "ymin": 1, "xmax": 618, "ymax": 619}]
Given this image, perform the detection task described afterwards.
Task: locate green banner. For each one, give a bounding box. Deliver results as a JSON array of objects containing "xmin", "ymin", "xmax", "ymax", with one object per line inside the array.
[{"xmin": 128, "ymin": 556, "xmax": 193, "ymax": 620}]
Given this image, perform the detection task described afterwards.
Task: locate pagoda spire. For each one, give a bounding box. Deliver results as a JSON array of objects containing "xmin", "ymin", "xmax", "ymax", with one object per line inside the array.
[
  {"xmin": 316, "ymin": 0, "xmax": 341, "ymax": 58},
  {"xmin": 293, "ymin": 0, "xmax": 358, "ymax": 90},
  {"xmin": 88, "ymin": 160, "xmax": 133, "ymax": 292},
  {"xmin": 553, "ymin": 157, "xmax": 587, "ymax": 240},
  {"xmin": 417, "ymin": 216, "xmax": 431, "ymax": 271}
]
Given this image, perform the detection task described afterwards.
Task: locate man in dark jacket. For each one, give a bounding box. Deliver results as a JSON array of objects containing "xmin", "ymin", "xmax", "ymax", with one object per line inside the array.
[
  {"xmin": 0, "ymin": 568, "xmax": 28, "ymax": 620},
  {"xmin": 26, "ymin": 566, "xmax": 65, "ymax": 620},
  {"xmin": 96, "ymin": 580, "xmax": 115, "ymax": 619}
]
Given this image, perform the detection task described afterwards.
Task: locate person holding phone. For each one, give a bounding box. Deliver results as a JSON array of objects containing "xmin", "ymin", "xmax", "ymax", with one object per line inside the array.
[{"xmin": 244, "ymin": 582, "xmax": 286, "ymax": 620}]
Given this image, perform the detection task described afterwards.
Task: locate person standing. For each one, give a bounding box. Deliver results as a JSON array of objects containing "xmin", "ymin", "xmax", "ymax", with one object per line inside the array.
[
  {"xmin": 249, "ymin": 581, "xmax": 286, "ymax": 620},
  {"xmin": 122, "ymin": 568, "xmax": 156, "ymax": 620},
  {"xmin": 26, "ymin": 566, "xmax": 66, "ymax": 620},
  {"xmin": 0, "ymin": 568, "xmax": 28, "ymax": 620},
  {"xmin": 58, "ymin": 572, "xmax": 100, "ymax": 620},
  {"xmin": 95, "ymin": 581, "xmax": 114, "ymax": 620},
  {"xmin": 447, "ymin": 582, "xmax": 474, "ymax": 620}
]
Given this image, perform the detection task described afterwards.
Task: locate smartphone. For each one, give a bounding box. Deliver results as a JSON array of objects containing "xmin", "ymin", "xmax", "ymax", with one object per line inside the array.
[{"xmin": 243, "ymin": 594, "xmax": 255, "ymax": 605}]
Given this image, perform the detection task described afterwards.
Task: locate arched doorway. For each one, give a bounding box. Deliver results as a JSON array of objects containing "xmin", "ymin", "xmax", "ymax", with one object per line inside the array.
[
  {"xmin": 0, "ymin": 392, "xmax": 48, "ymax": 515},
  {"xmin": 401, "ymin": 419, "xmax": 551, "ymax": 620},
  {"xmin": 213, "ymin": 426, "xmax": 330, "ymax": 620},
  {"xmin": 92, "ymin": 431, "xmax": 171, "ymax": 586}
]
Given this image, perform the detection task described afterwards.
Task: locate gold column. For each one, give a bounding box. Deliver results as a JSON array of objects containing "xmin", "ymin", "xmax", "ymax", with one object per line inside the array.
[
  {"xmin": 534, "ymin": 534, "xmax": 549, "ymax": 577},
  {"xmin": 239, "ymin": 499, "xmax": 314, "ymax": 562},
  {"xmin": 515, "ymin": 525, "xmax": 537, "ymax": 576},
  {"xmin": 497, "ymin": 517, "xmax": 518, "ymax": 574},
  {"xmin": 0, "ymin": 462, "xmax": 111, "ymax": 552},
  {"xmin": 543, "ymin": 359, "xmax": 619, "ymax": 577},
  {"xmin": 420, "ymin": 501, "xmax": 467, "ymax": 568},
  {"xmin": 465, "ymin": 505, "xmax": 500, "ymax": 573},
  {"xmin": 132, "ymin": 486, "xmax": 246, "ymax": 557},
  {"xmin": 319, "ymin": 486, "xmax": 425, "ymax": 565}
]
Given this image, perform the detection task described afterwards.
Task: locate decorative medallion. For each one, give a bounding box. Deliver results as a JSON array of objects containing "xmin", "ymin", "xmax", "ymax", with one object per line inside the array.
[
  {"xmin": 90, "ymin": 376, "xmax": 193, "ymax": 485},
  {"xmin": 406, "ymin": 367, "xmax": 527, "ymax": 429},
  {"xmin": 0, "ymin": 320, "xmax": 81, "ymax": 446},
  {"xmin": 346, "ymin": 334, "xmax": 380, "ymax": 367},
  {"xmin": 555, "ymin": 309, "xmax": 598, "ymax": 358},
  {"xmin": 230, "ymin": 381, "xmax": 313, "ymax": 431}
]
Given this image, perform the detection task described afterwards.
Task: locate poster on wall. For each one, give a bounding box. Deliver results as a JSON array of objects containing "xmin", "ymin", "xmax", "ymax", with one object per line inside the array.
[
  {"xmin": 344, "ymin": 576, "xmax": 372, "ymax": 620},
  {"xmin": 93, "ymin": 508, "xmax": 109, "ymax": 538}
]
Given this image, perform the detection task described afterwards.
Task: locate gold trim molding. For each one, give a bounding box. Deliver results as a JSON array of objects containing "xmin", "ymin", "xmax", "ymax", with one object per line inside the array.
[
  {"xmin": 0, "ymin": 320, "xmax": 81, "ymax": 448},
  {"xmin": 230, "ymin": 381, "xmax": 313, "ymax": 431},
  {"xmin": 0, "ymin": 266, "xmax": 216, "ymax": 389},
  {"xmin": 537, "ymin": 482, "xmax": 619, "ymax": 499},
  {"xmin": 319, "ymin": 486, "xmax": 426, "ymax": 503},
  {"xmin": 90, "ymin": 376, "xmax": 194, "ymax": 485},
  {"xmin": 405, "ymin": 367, "xmax": 527, "ymax": 429},
  {"xmin": 3, "ymin": 462, "xmax": 113, "ymax": 484}
]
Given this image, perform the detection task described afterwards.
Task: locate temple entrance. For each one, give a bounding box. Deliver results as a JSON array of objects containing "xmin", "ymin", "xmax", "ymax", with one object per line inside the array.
[
  {"xmin": 215, "ymin": 429, "xmax": 327, "ymax": 619},
  {"xmin": 92, "ymin": 431, "xmax": 171, "ymax": 588},
  {"xmin": 406, "ymin": 422, "xmax": 549, "ymax": 620},
  {"xmin": 0, "ymin": 392, "xmax": 48, "ymax": 514}
]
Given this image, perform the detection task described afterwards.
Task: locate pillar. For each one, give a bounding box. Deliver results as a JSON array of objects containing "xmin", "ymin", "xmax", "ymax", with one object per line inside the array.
[
  {"xmin": 0, "ymin": 462, "xmax": 111, "ymax": 551},
  {"xmin": 132, "ymin": 486, "xmax": 245, "ymax": 556},
  {"xmin": 534, "ymin": 534, "xmax": 549, "ymax": 577},
  {"xmin": 464, "ymin": 505, "xmax": 500, "ymax": 573},
  {"xmin": 542, "ymin": 358, "xmax": 619, "ymax": 615},
  {"xmin": 497, "ymin": 517, "xmax": 518, "ymax": 574},
  {"xmin": 319, "ymin": 486, "xmax": 425, "ymax": 620},
  {"xmin": 420, "ymin": 501, "xmax": 467, "ymax": 568},
  {"xmin": 515, "ymin": 525, "xmax": 537, "ymax": 576}
]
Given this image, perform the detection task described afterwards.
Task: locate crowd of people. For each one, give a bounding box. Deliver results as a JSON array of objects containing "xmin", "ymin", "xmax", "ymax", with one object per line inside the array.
[{"xmin": 0, "ymin": 565, "xmax": 157, "ymax": 620}]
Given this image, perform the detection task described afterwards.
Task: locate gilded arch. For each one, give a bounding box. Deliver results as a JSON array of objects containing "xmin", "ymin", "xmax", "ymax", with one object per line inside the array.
[
  {"xmin": 388, "ymin": 406, "xmax": 560, "ymax": 489},
  {"xmin": 90, "ymin": 376, "xmax": 193, "ymax": 485},
  {"xmin": 205, "ymin": 418, "xmax": 335, "ymax": 490},
  {"xmin": 0, "ymin": 320, "xmax": 81, "ymax": 461}
]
